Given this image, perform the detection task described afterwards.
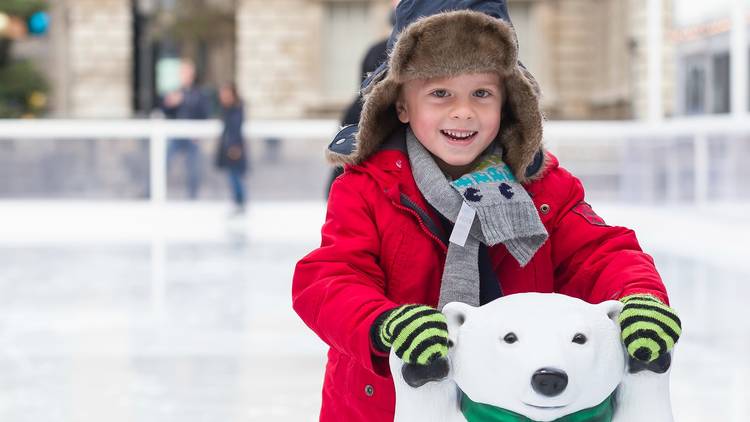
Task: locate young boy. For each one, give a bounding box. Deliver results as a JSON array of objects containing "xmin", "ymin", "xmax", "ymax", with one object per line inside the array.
[{"xmin": 293, "ymin": 1, "xmax": 681, "ymax": 420}]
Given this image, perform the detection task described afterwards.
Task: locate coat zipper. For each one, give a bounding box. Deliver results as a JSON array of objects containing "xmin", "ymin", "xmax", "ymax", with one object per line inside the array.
[{"xmin": 393, "ymin": 193, "xmax": 448, "ymax": 252}]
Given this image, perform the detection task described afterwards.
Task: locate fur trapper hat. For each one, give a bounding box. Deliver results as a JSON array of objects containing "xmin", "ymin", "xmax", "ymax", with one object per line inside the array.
[{"xmin": 327, "ymin": 1, "xmax": 545, "ymax": 182}]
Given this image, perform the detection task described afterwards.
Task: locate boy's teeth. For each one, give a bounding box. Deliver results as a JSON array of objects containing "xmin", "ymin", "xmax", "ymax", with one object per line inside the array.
[{"xmin": 443, "ymin": 130, "xmax": 476, "ymax": 140}]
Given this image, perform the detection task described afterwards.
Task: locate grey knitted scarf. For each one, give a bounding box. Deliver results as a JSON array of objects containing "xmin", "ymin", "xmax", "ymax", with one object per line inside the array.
[{"xmin": 406, "ymin": 128, "xmax": 548, "ymax": 309}]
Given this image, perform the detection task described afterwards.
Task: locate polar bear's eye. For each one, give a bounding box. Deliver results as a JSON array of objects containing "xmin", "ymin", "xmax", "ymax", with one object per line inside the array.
[
  {"xmin": 572, "ymin": 333, "xmax": 587, "ymax": 344},
  {"xmin": 503, "ymin": 333, "xmax": 518, "ymax": 344}
]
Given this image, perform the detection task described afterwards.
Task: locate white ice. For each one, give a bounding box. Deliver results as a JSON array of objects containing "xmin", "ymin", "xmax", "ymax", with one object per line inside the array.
[{"xmin": 0, "ymin": 200, "xmax": 748, "ymax": 421}]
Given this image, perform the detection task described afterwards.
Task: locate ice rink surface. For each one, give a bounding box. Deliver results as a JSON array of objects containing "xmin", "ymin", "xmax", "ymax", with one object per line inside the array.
[{"xmin": 0, "ymin": 200, "xmax": 748, "ymax": 421}]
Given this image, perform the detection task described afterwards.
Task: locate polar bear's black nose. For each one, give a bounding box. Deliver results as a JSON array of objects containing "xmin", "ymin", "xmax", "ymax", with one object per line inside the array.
[{"xmin": 531, "ymin": 368, "xmax": 568, "ymax": 397}]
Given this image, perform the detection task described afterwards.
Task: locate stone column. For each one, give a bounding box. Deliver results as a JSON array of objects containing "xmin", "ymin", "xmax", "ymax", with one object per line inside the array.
[
  {"xmin": 628, "ymin": 0, "xmax": 675, "ymax": 120},
  {"xmin": 49, "ymin": 0, "xmax": 71, "ymax": 116},
  {"xmin": 236, "ymin": 0, "xmax": 322, "ymax": 119},
  {"xmin": 552, "ymin": 0, "xmax": 596, "ymax": 119},
  {"xmin": 67, "ymin": 0, "xmax": 132, "ymax": 118}
]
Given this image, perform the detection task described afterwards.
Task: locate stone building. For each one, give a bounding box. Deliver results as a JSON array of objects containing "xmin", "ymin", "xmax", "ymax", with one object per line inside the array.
[
  {"xmin": 11, "ymin": 0, "xmax": 750, "ymax": 200},
  {"xmin": 670, "ymin": 2, "xmax": 749, "ymax": 116},
  {"xmin": 19, "ymin": 0, "xmax": 679, "ymax": 121},
  {"xmin": 511, "ymin": 0, "xmax": 675, "ymax": 120},
  {"xmin": 233, "ymin": 0, "xmax": 676, "ymax": 121},
  {"xmin": 33, "ymin": 0, "xmax": 134, "ymax": 118}
]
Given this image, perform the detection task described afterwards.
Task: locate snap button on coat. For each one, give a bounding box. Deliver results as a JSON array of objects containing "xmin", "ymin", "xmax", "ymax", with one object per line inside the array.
[
  {"xmin": 540, "ymin": 204, "xmax": 551, "ymax": 214},
  {"xmin": 365, "ymin": 384, "xmax": 375, "ymax": 397}
]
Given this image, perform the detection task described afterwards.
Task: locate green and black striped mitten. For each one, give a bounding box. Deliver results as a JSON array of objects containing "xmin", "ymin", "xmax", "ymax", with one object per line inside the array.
[
  {"xmin": 618, "ymin": 294, "xmax": 682, "ymax": 363},
  {"xmin": 370, "ymin": 304, "xmax": 449, "ymax": 365}
]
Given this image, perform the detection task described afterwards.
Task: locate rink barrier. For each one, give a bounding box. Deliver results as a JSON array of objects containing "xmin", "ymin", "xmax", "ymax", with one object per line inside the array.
[{"xmin": 0, "ymin": 116, "xmax": 749, "ymax": 205}]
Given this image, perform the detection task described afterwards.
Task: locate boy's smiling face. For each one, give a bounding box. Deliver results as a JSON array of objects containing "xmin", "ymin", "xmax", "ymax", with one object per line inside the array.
[{"xmin": 396, "ymin": 72, "xmax": 503, "ymax": 178}]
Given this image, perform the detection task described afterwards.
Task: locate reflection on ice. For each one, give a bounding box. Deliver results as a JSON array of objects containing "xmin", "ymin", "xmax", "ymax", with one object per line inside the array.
[
  {"xmin": 0, "ymin": 241, "xmax": 326, "ymax": 421},
  {"xmin": 0, "ymin": 201, "xmax": 747, "ymax": 421}
]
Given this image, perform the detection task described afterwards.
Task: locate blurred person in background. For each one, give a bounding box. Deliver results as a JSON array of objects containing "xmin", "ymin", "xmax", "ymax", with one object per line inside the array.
[
  {"xmin": 162, "ymin": 59, "xmax": 211, "ymax": 199},
  {"xmin": 216, "ymin": 83, "xmax": 248, "ymax": 215},
  {"xmin": 325, "ymin": 0, "xmax": 398, "ymax": 198}
]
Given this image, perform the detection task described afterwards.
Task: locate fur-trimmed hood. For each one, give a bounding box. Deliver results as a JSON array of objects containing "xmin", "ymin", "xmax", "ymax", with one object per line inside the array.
[{"xmin": 327, "ymin": 1, "xmax": 546, "ymax": 183}]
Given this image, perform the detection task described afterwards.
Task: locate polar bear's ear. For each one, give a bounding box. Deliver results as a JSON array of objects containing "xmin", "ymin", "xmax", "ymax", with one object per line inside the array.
[
  {"xmin": 442, "ymin": 302, "xmax": 474, "ymax": 347},
  {"xmin": 597, "ymin": 300, "xmax": 624, "ymax": 323}
]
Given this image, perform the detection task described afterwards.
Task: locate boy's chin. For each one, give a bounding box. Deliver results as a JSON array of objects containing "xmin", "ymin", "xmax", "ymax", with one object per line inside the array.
[
  {"xmin": 434, "ymin": 156, "xmax": 480, "ymax": 176},
  {"xmin": 440, "ymin": 158, "xmax": 475, "ymax": 168},
  {"xmin": 435, "ymin": 152, "xmax": 481, "ymax": 168}
]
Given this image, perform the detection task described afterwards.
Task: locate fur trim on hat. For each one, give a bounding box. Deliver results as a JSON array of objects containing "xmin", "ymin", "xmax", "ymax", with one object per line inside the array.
[{"xmin": 327, "ymin": 10, "xmax": 546, "ymax": 183}]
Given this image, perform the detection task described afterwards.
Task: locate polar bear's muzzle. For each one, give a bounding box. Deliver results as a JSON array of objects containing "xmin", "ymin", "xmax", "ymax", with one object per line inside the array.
[{"xmin": 530, "ymin": 368, "xmax": 568, "ymax": 397}]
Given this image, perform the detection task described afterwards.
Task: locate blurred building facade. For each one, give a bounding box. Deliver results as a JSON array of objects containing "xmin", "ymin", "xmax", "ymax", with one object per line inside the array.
[
  {"xmin": 508, "ymin": 0, "xmax": 675, "ymax": 120},
  {"xmin": 15, "ymin": 0, "xmax": 695, "ymax": 121},
  {"xmin": 14, "ymin": 0, "xmax": 133, "ymax": 118},
  {"xmin": 4, "ymin": 0, "xmax": 750, "ymax": 201},
  {"xmin": 671, "ymin": 1, "xmax": 750, "ymax": 115},
  {"xmin": 233, "ymin": 0, "xmax": 678, "ymax": 121},
  {"xmin": 236, "ymin": 0, "xmax": 394, "ymax": 119}
]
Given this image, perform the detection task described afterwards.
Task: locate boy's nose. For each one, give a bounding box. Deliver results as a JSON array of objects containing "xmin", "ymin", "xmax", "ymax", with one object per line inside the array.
[{"xmin": 450, "ymin": 103, "xmax": 475, "ymax": 120}]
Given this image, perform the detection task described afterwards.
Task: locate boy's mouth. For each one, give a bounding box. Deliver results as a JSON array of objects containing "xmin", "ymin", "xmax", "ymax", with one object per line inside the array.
[{"xmin": 441, "ymin": 129, "xmax": 478, "ymax": 142}]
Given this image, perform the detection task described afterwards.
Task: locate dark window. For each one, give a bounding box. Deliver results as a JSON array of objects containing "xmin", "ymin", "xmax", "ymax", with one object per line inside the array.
[
  {"xmin": 712, "ymin": 53, "xmax": 730, "ymax": 114},
  {"xmin": 685, "ymin": 57, "xmax": 706, "ymax": 115}
]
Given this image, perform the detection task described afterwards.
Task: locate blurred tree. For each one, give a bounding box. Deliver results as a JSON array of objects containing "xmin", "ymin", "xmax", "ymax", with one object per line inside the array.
[
  {"xmin": 0, "ymin": 0, "xmax": 49, "ymax": 118},
  {"xmin": 0, "ymin": 60, "xmax": 48, "ymax": 117},
  {"xmin": 0, "ymin": 0, "xmax": 46, "ymax": 18}
]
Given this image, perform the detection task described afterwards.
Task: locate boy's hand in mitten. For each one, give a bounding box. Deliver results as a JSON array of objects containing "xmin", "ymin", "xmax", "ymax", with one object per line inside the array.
[
  {"xmin": 371, "ymin": 304, "xmax": 449, "ymax": 365},
  {"xmin": 618, "ymin": 294, "xmax": 681, "ymax": 363}
]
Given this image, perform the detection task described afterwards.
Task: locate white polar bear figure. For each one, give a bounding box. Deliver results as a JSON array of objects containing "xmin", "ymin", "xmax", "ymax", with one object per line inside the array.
[{"xmin": 390, "ymin": 293, "xmax": 674, "ymax": 422}]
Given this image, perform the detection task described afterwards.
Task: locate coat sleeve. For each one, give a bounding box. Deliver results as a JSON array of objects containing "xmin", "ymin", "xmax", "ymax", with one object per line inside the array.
[
  {"xmin": 544, "ymin": 167, "xmax": 669, "ymax": 304},
  {"xmin": 292, "ymin": 173, "xmax": 398, "ymax": 375}
]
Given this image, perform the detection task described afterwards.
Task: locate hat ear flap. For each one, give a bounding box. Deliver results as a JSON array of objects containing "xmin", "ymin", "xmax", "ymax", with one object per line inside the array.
[
  {"xmin": 498, "ymin": 66, "xmax": 545, "ymax": 182},
  {"xmin": 345, "ymin": 78, "xmax": 401, "ymax": 165}
]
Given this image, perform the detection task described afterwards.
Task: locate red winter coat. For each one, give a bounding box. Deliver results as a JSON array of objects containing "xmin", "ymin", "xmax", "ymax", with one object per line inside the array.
[{"xmin": 292, "ymin": 145, "xmax": 667, "ymax": 421}]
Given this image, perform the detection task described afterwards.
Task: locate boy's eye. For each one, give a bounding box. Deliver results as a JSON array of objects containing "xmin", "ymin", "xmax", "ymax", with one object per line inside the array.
[
  {"xmin": 474, "ymin": 89, "xmax": 491, "ymax": 98},
  {"xmin": 431, "ymin": 89, "xmax": 449, "ymax": 98}
]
